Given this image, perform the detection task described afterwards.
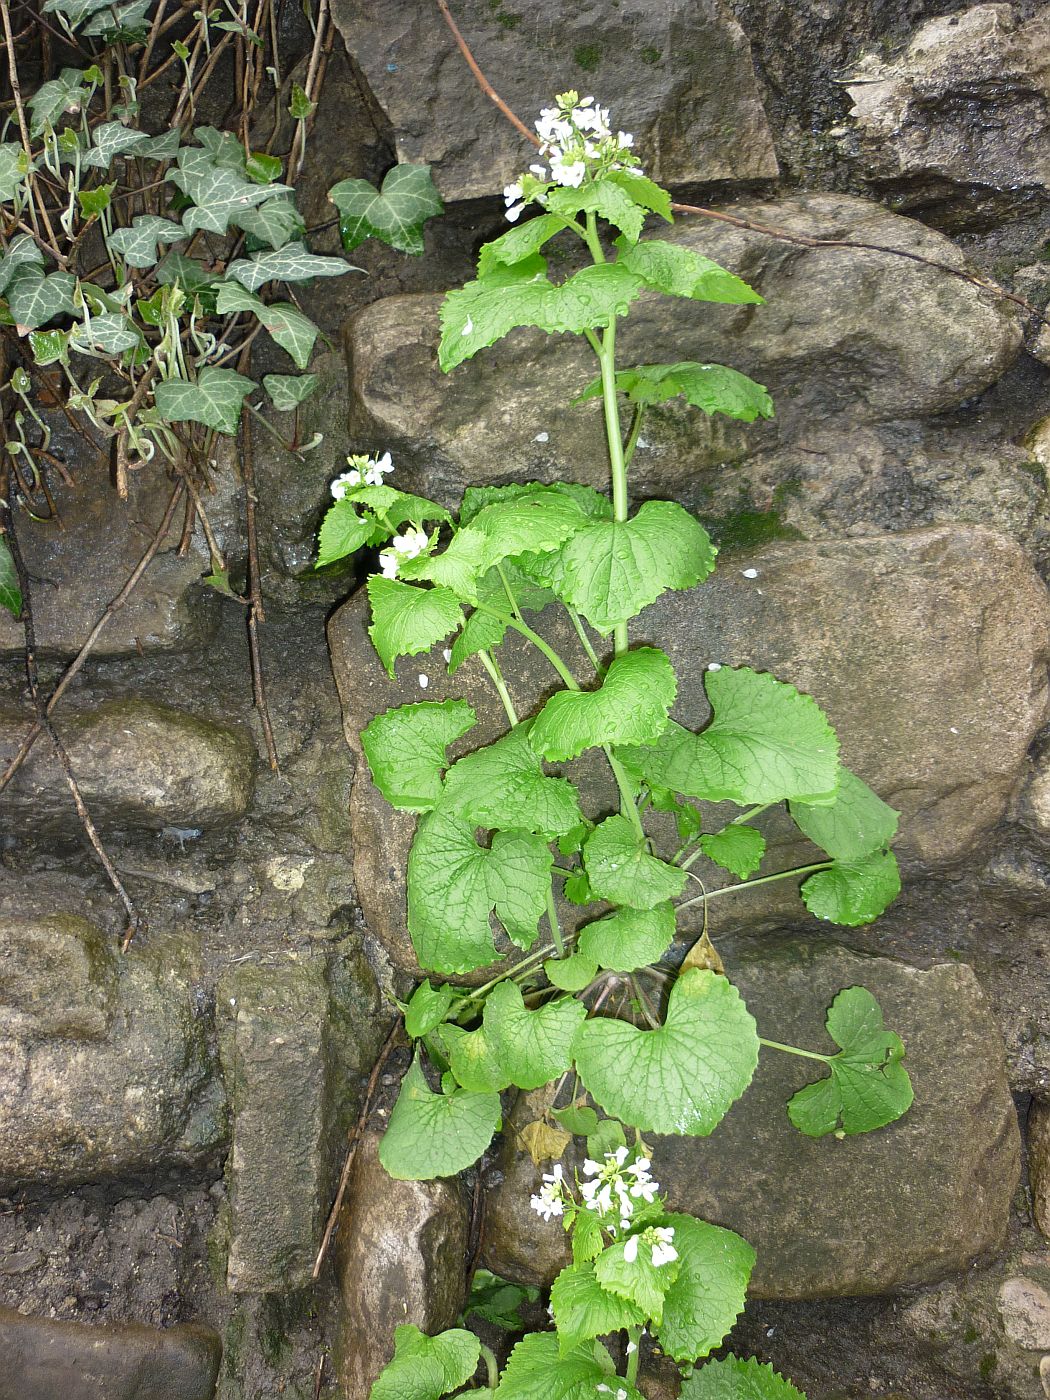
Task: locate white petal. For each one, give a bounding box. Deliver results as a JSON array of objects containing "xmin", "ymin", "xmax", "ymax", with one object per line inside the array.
[{"xmin": 623, "ymin": 1235, "xmax": 639, "ymax": 1263}]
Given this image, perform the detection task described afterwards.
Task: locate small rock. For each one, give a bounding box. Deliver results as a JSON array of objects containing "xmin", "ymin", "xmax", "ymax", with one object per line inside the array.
[
  {"xmin": 0, "ymin": 699, "xmax": 257, "ymax": 834},
  {"xmin": 998, "ymin": 1277, "xmax": 1050, "ymax": 1350},
  {"xmin": 0, "ymin": 913, "xmax": 117, "ymax": 1040},
  {"xmin": 0, "ymin": 1305, "xmax": 221, "ymax": 1400},
  {"xmin": 333, "ymin": 1132, "xmax": 469, "ymax": 1398}
]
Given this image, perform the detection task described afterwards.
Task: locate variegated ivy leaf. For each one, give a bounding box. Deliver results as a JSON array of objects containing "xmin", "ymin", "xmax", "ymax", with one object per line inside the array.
[
  {"xmin": 42, "ymin": 0, "xmax": 115, "ymax": 27},
  {"xmin": 27, "ymin": 67, "xmax": 94, "ymax": 133},
  {"xmin": 155, "ymin": 251, "xmax": 215, "ymax": 293},
  {"xmin": 576, "ymin": 361, "xmax": 774, "ymax": 423},
  {"xmin": 81, "ymin": 121, "xmax": 152, "ymax": 169},
  {"xmin": 0, "ymin": 235, "xmax": 44, "ymax": 297},
  {"xmin": 0, "ymin": 536, "xmax": 21, "ymax": 618},
  {"xmin": 6, "ymin": 268, "xmax": 77, "ymax": 330},
  {"xmin": 330, "ymin": 162, "xmax": 443, "ymax": 256},
  {"xmin": 83, "ymin": 0, "xmax": 151, "ymax": 35},
  {"xmin": 226, "ymin": 243, "xmax": 355, "ymax": 292},
  {"xmin": 153, "ymin": 367, "xmax": 255, "ymax": 435},
  {"xmin": 262, "ymin": 373, "xmax": 320, "ymax": 411},
  {"xmin": 0, "ymin": 144, "xmax": 33, "ymax": 204},
  {"xmin": 168, "ymin": 147, "xmax": 292, "ymax": 236},
  {"xmin": 107, "ymin": 216, "xmax": 185, "ymax": 269},
  {"xmin": 231, "ymin": 194, "xmax": 305, "ymax": 249},
  {"xmin": 69, "ymin": 313, "xmax": 142, "ymax": 356},
  {"xmin": 214, "ymin": 281, "xmax": 318, "ymax": 369}
]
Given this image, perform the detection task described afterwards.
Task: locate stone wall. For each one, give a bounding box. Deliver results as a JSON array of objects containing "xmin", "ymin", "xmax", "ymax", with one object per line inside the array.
[{"xmin": 2, "ymin": 3, "xmax": 1050, "ymax": 1399}]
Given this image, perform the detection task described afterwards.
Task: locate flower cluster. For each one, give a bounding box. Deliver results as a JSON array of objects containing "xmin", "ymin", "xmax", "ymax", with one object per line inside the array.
[
  {"xmin": 378, "ymin": 526, "xmax": 429, "ymax": 580},
  {"xmin": 579, "ymin": 1145, "xmax": 659, "ymax": 1230},
  {"xmin": 329, "ymin": 450, "xmax": 394, "ymax": 498},
  {"xmin": 530, "ymin": 1162, "xmax": 565, "ymax": 1222},
  {"xmin": 624, "ymin": 1224, "xmax": 678, "ymax": 1268},
  {"xmin": 503, "ymin": 91, "xmax": 643, "ymax": 222}
]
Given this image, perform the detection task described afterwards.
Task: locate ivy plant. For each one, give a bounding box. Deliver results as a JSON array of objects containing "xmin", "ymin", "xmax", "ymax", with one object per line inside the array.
[{"xmin": 318, "ymin": 92, "xmax": 913, "ymax": 1398}]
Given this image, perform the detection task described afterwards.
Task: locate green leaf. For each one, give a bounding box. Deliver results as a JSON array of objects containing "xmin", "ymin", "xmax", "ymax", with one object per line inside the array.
[
  {"xmin": 605, "ymin": 170, "xmax": 673, "ymax": 222},
  {"xmin": 169, "ymin": 147, "xmax": 291, "ymax": 235},
  {"xmin": 577, "ymin": 902, "xmax": 676, "ymax": 973},
  {"xmin": 465, "ymin": 1269, "xmax": 538, "ymax": 1331},
  {"xmin": 155, "ymin": 251, "xmax": 215, "ymax": 293},
  {"xmin": 549, "ymin": 1261, "xmax": 646, "ymax": 1353},
  {"xmin": 0, "ymin": 536, "xmax": 21, "ymax": 618},
  {"xmin": 577, "ymin": 361, "xmax": 774, "ymax": 422},
  {"xmin": 494, "ymin": 1333, "xmax": 645, "ymax": 1400},
  {"xmin": 583, "ymin": 814, "xmax": 686, "ymax": 909},
  {"xmin": 544, "ymin": 953, "xmax": 597, "ymax": 992},
  {"xmin": 551, "ymin": 1103, "xmax": 599, "ymax": 1135},
  {"xmin": 469, "ymin": 485, "xmax": 590, "ymax": 564},
  {"xmin": 107, "ymin": 215, "xmax": 184, "ymax": 269},
  {"xmin": 569, "ymin": 1207, "xmax": 605, "ymax": 1266},
  {"xmin": 558, "ymin": 501, "xmax": 716, "ymax": 633},
  {"xmin": 289, "ymin": 83, "xmax": 315, "ymax": 120},
  {"xmin": 362, "ymin": 698, "xmax": 476, "ymax": 812},
  {"xmin": 448, "ymin": 562, "xmax": 553, "ymax": 673},
  {"xmin": 246, "ymin": 151, "xmax": 282, "ymax": 185},
  {"xmin": 594, "ymin": 1233, "xmax": 680, "ymax": 1322},
  {"xmin": 28, "ymin": 329, "xmax": 70, "ymax": 365},
  {"xmin": 367, "ymin": 575, "xmax": 463, "ymax": 678},
  {"xmin": 408, "ymin": 809, "xmax": 552, "ymax": 973},
  {"xmin": 477, "ymin": 214, "xmax": 569, "ymax": 278},
  {"xmin": 27, "ymin": 67, "xmax": 91, "ymax": 134},
  {"xmin": 153, "ymin": 367, "xmax": 254, "ymax": 435},
  {"xmin": 6, "ymin": 268, "xmax": 76, "ymax": 329},
  {"xmin": 226, "ymin": 242, "xmax": 354, "ymax": 291},
  {"xmin": 404, "ymin": 979, "xmax": 456, "ymax": 1039},
  {"xmin": 572, "ymin": 968, "xmax": 759, "ymax": 1135},
  {"xmin": 330, "ymin": 163, "xmax": 444, "ymax": 256},
  {"xmin": 316, "ymin": 497, "xmax": 375, "ymax": 568},
  {"xmin": 262, "ymin": 372, "xmax": 320, "ymax": 410},
  {"xmin": 618, "ymin": 239, "xmax": 762, "ymax": 304},
  {"xmin": 81, "ymin": 121, "xmax": 153, "ymax": 170},
  {"xmin": 699, "ymin": 824, "xmax": 766, "ymax": 880},
  {"xmin": 460, "ymin": 481, "xmax": 611, "ymax": 526},
  {"xmin": 439, "ymin": 260, "xmax": 644, "ymax": 373},
  {"xmin": 800, "ymin": 849, "xmax": 901, "ymax": 927},
  {"xmin": 585, "ymin": 1118, "xmax": 626, "ymax": 1163},
  {"xmin": 440, "ymin": 1022, "xmax": 511, "ymax": 1093},
  {"xmin": 379, "ymin": 1056, "xmax": 501, "ymax": 1179},
  {"xmin": 787, "ymin": 986, "xmax": 913, "ymax": 1138},
  {"xmin": 69, "ymin": 312, "xmax": 141, "ymax": 356},
  {"xmin": 680, "ymin": 1356, "xmax": 807, "ymax": 1400},
  {"xmin": 654, "ymin": 1214, "xmax": 754, "ymax": 1363},
  {"xmin": 0, "ymin": 144, "xmax": 32, "ymax": 203},
  {"xmin": 398, "ymin": 526, "xmax": 488, "ymax": 603},
  {"xmin": 441, "ymin": 722, "xmax": 582, "ymax": 839},
  {"xmin": 215, "ymin": 281, "xmax": 320, "ymax": 369},
  {"xmin": 547, "ymin": 177, "xmax": 645, "ymax": 243},
  {"xmin": 371, "ymin": 1323, "xmax": 481, "ymax": 1400},
  {"xmin": 789, "ymin": 768, "xmax": 899, "ymax": 860},
  {"xmin": 483, "ymin": 982, "xmax": 587, "ymax": 1090},
  {"xmin": 233, "ymin": 194, "xmax": 305, "ymax": 249},
  {"xmin": 529, "ymin": 647, "xmax": 676, "ymax": 762},
  {"xmin": 619, "ymin": 668, "xmax": 840, "ymax": 805}
]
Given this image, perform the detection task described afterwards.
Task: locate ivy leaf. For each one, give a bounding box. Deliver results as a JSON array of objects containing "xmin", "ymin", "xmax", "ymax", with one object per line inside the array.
[
  {"xmin": 153, "ymin": 367, "xmax": 254, "ymax": 435},
  {"xmin": 262, "ymin": 373, "xmax": 320, "ymax": 410},
  {"xmin": 107, "ymin": 215, "xmax": 184, "ymax": 269},
  {"xmin": 619, "ymin": 668, "xmax": 840, "ymax": 806},
  {"xmin": 0, "ymin": 144, "xmax": 32, "ymax": 203},
  {"xmin": 438, "ymin": 259, "xmax": 645, "ymax": 372},
  {"xmin": 408, "ymin": 809, "xmax": 552, "ymax": 973},
  {"xmin": 371, "ymin": 1323, "xmax": 481, "ymax": 1400},
  {"xmin": 787, "ymin": 986, "xmax": 913, "ymax": 1138},
  {"xmin": 289, "ymin": 83, "xmax": 315, "ymax": 120},
  {"xmin": 440, "ymin": 1022, "xmax": 511, "ymax": 1093},
  {"xmin": 577, "ymin": 361, "xmax": 774, "ymax": 422},
  {"xmin": 136, "ymin": 129, "xmax": 181, "ymax": 161},
  {"xmin": 618, "ymin": 240, "xmax": 762, "ymax": 304},
  {"xmin": 367, "ymin": 575, "xmax": 463, "ymax": 678},
  {"xmin": 330, "ymin": 163, "xmax": 444, "ymax": 256},
  {"xmin": 494, "ymin": 1333, "xmax": 645, "ymax": 1400},
  {"xmin": 28, "ymin": 329, "xmax": 70, "ymax": 365},
  {"xmin": 379, "ymin": 1056, "xmax": 501, "ymax": 1179},
  {"xmin": 577, "ymin": 902, "xmax": 676, "ymax": 973},
  {"xmin": 155, "ymin": 251, "xmax": 216, "ymax": 293},
  {"xmin": 584, "ymin": 815, "xmax": 685, "ymax": 909},
  {"xmin": 680, "ymin": 1356, "xmax": 808, "ymax": 1400},
  {"xmin": 558, "ymin": 501, "xmax": 716, "ymax": 633},
  {"xmin": 572, "ymin": 968, "xmax": 760, "ymax": 1135},
  {"xmin": 226, "ymin": 242, "xmax": 355, "ymax": 291},
  {"xmin": 81, "ymin": 121, "xmax": 153, "ymax": 169},
  {"xmin": 465, "ymin": 1269, "xmax": 539, "ymax": 1331},
  {"xmin": 549, "ymin": 1261, "xmax": 646, "ymax": 1353},
  {"xmin": 789, "ymin": 767, "xmax": 899, "ymax": 860},
  {"xmin": 0, "ymin": 237, "xmax": 42, "ymax": 299},
  {"xmin": 441, "ymin": 722, "xmax": 583, "ymax": 839},
  {"xmin": 6, "ymin": 268, "xmax": 76, "ymax": 329},
  {"xmin": 169, "ymin": 146, "xmax": 291, "ymax": 235},
  {"xmin": 483, "ymin": 981, "xmax": 587, "ymax": 1090},
  {"xmin": 69, "ymin": 313, "xmax": 142, "ymax": 356},
  {"xmin": 800, "ymin": 849, "xmax": 901, "ymax": 927},
  {"xmin": 233, "ymin": 194, "xmax": 305, "ymax": 249},
  {"xmin": 699, "ymin": 825, "xmax": 766, "ymax": 880},
  {"xmin": 594, "ymin": 1234, "xmax": 680, "ymax": 1322},
  {"xmin": 0, "ymin": 537, "xmax": 21, "ymax": 618},
  {"xmin": 654, "ymin": 1215, "xmax": 754, "ymax": 1364},
  {"xmin": 215, "ymin": 281, "xmax": 319, "ymax": 369},
  {"xmin": 27, "ymin": 67, "xmax": 91, "ymax": 134},
  {"xmin": 530, "ymin": 647, "xmax": 676, "ymax": 762},
  {"xmin": 477, "ymin": 214, "xmax": 570, "ymax": 277},
  {"xmin": 404, "ymin": 979, "xmax": 456, "ymax": 1039},
  {"xmin": 82, "ymin": 0, "xmax": 150, "ymax": 37},
  {"xmin": 547, "ymin": 177, "xmax": 646, "ymax": 243},
  {"xmin": 361, "ymin": 698, "xmax": 476, "ymax": 812}
]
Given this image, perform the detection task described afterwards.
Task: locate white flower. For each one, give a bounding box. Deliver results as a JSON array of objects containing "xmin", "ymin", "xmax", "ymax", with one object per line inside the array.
[
  {"xmin": 377, "ymin": 526, "xmax": 429, "ymax": 580},
  {"xmin": 550, "ymin": 155, "xmax": 586, "ymax": 188},
  {"xmin": 330, "ymin": 468, "xmax": 362, "ymax": 499},
  {"xmin": 623, "ymin": 1234, "xmax": 640, "ymax": 1263},
  {"xmin": 529, "ymin": 163, "xmax": 547, "ymax": 178},
  {"xmin": 503, "ymin": 180, "xmax": 525, "ymax": 222},
  {"xmin": 617, "ymin": 131, "xmax": 635, "ymax": 149},
  {"xmin": 529, "ymin": 1163, "xmax": 566, "ymax": 1222},
  {"xmin": 652, "ymin": 1226, "xmax": 678, "ymax": 1268},
  {"xmin": 364, "ymin": 451, "xmax": 394, "ymax": 486},
  {"xmin": 378, "ymin": 550, "xmax": 398, "ymax": 579},
  {"xmin": 582, "ymin": 1158, "xmax": 602, "ymax": 1176},
  {"xmin": 613, "ymin": 1145, "xmax": 629, "ymax": 1166}
]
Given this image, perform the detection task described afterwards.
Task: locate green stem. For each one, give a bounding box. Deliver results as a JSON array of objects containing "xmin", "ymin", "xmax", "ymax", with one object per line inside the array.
[
  {"xmin": 625, "ymin": 1327, "xmax": 642, "ymax": 1387},
  {"xmin": 495, "ymin": 560, "xmax": 524, "ymax": 622},
  {"xmin": 676, "ymin": 861, "xmax": 832, "ymax": 911},
  {"xmin": 598, "ymin": 317, "xmax": 629, "ymax": 661},
  {"xmin": 479, "ymin": 1343, "xmax": 500, "ymax": 1391},
  {"xmin": 759, "ymin": 1037, "xmax": 831, "ymax": 1064},
  {"xmin": 478, "ymin": 648, "xmax": 518, "ymax": 725},
  {"xmin": 567, "ymin": 605, "xmax": 604, "ymax": 676},
  {"xmin": 622, "ymin": 402, "xmax": 646, "ymax": 470},
  {"xmin": 546, "ymin": 885, "xmax": 565, "ymax": 957},
  {"xmin": 734, "ymin": 802, "xmax": 774, "ymax": 825}
]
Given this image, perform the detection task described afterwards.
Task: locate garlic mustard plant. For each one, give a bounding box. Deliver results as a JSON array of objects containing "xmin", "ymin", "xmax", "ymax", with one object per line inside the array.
[{"xmin": 319, "ymin": 95, "xmax": 913, "ymax": 1400}]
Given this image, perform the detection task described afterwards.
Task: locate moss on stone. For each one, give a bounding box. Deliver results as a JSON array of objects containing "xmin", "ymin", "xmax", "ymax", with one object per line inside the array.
[
  {"xmin": 574, "ymin": 44, "xmax": 602, "ymax": 71},
  {"xmin": 707, "ymin": 508, "xmax": 804, "ymax": 554}
]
